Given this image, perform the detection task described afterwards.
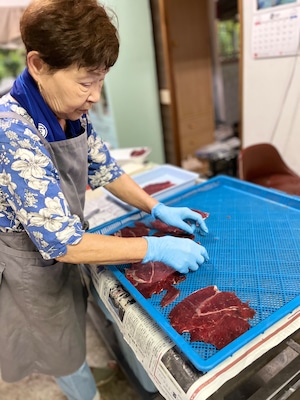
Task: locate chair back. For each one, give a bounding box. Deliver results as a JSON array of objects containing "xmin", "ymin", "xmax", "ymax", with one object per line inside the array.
[{"xmin": 238, "ymin": 143, "xmax": 297, "ymax": 181}]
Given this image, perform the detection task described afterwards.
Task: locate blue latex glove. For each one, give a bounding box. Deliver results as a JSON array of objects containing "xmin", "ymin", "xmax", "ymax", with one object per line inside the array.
[
  {"xmin": 143, "ymin": 236, "xmax": 209, "ymax": 274},
  {"xmin": 151, "ymin": 203, "xmax": 208, "ymax": 235}
]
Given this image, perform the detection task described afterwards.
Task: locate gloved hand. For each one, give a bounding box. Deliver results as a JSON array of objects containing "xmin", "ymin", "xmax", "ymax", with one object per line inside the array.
[
  {"xmin": 143, "ymin": 235, "xmax": 209, "ymax": 274},
  {"xmin": 151, "ymin": 203, "xmax": 208, "ymax": 235}
]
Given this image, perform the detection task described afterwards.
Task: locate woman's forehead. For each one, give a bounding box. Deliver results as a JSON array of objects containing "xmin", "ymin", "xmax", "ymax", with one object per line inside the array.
[{"xmin": 62, "ymin": 64, "xmax": 108, "ymax": 78}]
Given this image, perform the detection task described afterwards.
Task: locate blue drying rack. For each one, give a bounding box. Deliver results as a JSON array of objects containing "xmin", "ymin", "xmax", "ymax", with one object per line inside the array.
[{"xmin": 89, "ymin": 175, "xmax": 300, "ymax": 372}]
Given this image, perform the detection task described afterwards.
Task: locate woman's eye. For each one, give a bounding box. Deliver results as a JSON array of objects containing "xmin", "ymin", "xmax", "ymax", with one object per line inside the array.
[{"xmin": 81, "ymin": 83, "xmax": 92, "ymax": 88}]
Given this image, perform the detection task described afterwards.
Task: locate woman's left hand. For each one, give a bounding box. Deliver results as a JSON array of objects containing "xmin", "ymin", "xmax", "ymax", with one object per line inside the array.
[{"xmin": 151, "ymin": 203, "xmax": 208, "ymax": 235}]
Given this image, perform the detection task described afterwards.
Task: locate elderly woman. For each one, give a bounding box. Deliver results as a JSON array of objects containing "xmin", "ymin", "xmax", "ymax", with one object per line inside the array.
[{"xmin": 0, "ymin": 0, "xmax": 209, "ymax": 399}]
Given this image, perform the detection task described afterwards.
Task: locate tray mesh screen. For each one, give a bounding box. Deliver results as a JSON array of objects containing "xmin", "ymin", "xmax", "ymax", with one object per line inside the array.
[{"xmin": 90, "ymin": 177, "xmax": 300, "ymax": 371}]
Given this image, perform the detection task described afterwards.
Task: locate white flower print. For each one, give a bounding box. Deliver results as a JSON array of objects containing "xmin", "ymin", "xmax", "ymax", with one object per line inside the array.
[
  {"xmin": 12, "ymin": 148, "xmax": 49, "ymax": 179},
  {"xmin": 0, "ymin": 171, "xmax": 17, "ymax": 195},
  {"xmin": 13, "ymin": 192, "xmax": 22, "ymax": 207},
  {"xmin": 24, "ymin": 189, "xmax": 38, "ymax": 208},
  {"xmin": 56, "ymin": 224, "xmax": 81, "ymax": 244},
  {"xmin": 40, "ymin": 248, "xmax": 55, "ymax": 260},
  {"xmin": 29, "ymin": 208, "xmax": 63, "ymax": 232},
  {"xmin": 23, "ymin": 127, "xmax": 42, "ymax": 144},
  {"xmin": 32, "ymin": 231, "xmax": 49, "ymax": 248},
  {"xmin": 0, "ymin": 201, "xmax": 6, "ymax": 212},
  {"xmin": 10, "ymin": 105, "xmax": 35, "ymax": 127},
  {"xmin": 44, "ymin": 197, "xmax": 69, "ymax": 220},
  {"xmin": 88, "ymin": 135, "xmax": 107, "ymax": 163},
  {"xmin": 18, "ymin": 138, "xmax": 34, "ymax": 149},
  {"xmin": 58, "ymin": 191, "xmax": 70, "ymax": 215},
  {"xmin": 89, "ymin": 167, "xmax": 113, "ymax": 187},
  {"xmin": 27, "ymin": 177, "xmax": 49, "ymax": 196},
  {"xmin": 0, "ymin": 151, "xmax": 9, "ymax": 165},
  {"xmin": 0, "ymin": 120, "xmax": 11, "ymax": 130},
  {"xmin": 4, "ymin": 130, "xmax": 18, "ymax": 140},
  {"xmin": 11, "ymin": 104, "xmax": 27, "ymax": 116},
  {"xmin": 87, "ymin": 133, "xmax": 101, "ymax": 148},
  {"xmin": 9, "ymin": 141, "xmax": 19, "ymax": 148},
  {"xmin": 15, "ymin": 208, "xmax": 29, "ymax": 226}
]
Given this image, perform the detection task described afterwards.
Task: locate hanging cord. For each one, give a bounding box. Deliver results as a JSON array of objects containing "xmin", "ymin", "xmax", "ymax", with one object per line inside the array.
[
  {"xmin": 269, "ymin": 14, "xmax": 300, "ymax": 145},
  {"xmin": 269, "ymin": 53, "xmax": 299, "ymax": 144}
]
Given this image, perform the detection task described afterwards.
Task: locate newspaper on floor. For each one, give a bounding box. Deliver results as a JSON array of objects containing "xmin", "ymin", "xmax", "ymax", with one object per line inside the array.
[{"xmin": 89, "ymin": 266, "xmax": 300, "ymax": 400}]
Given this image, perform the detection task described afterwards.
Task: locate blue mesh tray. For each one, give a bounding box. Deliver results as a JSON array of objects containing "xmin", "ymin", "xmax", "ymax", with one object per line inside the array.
[{"xmin": 89, "ymin": 175, "xmax": 300, "ymax": 372}]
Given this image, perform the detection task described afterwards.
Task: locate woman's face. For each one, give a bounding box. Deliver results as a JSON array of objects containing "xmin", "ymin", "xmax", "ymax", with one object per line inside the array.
[{"xmin": 38, "ymin": 64, "xmax": 108, "ymax": 121}]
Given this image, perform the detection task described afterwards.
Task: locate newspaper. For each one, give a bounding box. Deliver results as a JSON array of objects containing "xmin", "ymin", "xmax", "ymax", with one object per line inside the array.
[
  {"xmin": 84, "ymin": 188, "xmax": 129, "ymax": 229},
  {"xmin": 90, "ymin": 266, "xmax": 300, "ymax": 400}
]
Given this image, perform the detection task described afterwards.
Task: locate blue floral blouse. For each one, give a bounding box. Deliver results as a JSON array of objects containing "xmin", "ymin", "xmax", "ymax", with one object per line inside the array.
[{"xmin": 0, "ymin": 94, "xmax": 124, "ymax": 260}]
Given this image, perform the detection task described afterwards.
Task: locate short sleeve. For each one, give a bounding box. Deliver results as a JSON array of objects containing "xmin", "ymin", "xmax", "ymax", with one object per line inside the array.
[
  {"xmin": 0, "ymin": 115, "xmax": 84, "ymax": 260},
  {"xmin": 86, "ymin": 115, "xmax": 124, "ymax": 189}
]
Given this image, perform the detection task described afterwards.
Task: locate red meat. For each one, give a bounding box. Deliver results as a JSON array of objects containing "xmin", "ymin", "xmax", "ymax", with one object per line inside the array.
[
  {"xmin": 113, "ymin": 208, "xmax": 209, "ymax": 239},
  {"xmin": 151, "ymin": 220, "xmax": 195, "ymax": 239},
  {"xmin": 160, "ymin": 285, "xmax": 181, "ymax": 308},
  {"xmin": 125, "ymin": 261, "xmax": 186, "ymax": 307},
  {"xmin": 191, "ymin": 209, "xmax": 210, "ymax": 220},
  {"xmin": 113, "ymin": 221, "xmax": 151, "ymax": 237},
  {"xmin": 169, "ymin": 286, "xmax": 255, "ymax": 349},
  {"xmin": 150, "ymin": 208, "xmax": 209, "ymax": 238},
  {"xmin": 143, "ymin": 181, "xmax": 175, "ymax": 195},
  {"xmin": 130, "ymin": 148, "xmax": 147, "ymax": 157}
]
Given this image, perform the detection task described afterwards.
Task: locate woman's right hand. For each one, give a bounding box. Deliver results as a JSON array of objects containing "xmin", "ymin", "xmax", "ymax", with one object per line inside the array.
[{"xmin": 142, "ymin": 236, "xmax": 209, "ymax": 274}]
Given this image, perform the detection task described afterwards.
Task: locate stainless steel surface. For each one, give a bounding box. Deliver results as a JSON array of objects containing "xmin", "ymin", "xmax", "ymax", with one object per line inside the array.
[{"xmin": 208, "ymin": 330, "xmax": 300, "ymax": 400}]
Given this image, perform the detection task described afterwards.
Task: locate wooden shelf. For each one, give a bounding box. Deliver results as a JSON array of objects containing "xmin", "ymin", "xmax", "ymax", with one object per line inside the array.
[{"xmin": 151, "ymin": 0, "xmax": 215, "ymax": 165}]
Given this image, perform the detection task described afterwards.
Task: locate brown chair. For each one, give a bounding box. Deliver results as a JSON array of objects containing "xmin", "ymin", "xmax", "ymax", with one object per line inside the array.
[{"xmin": 238, "ymin": 143, "xmax": 300, "ymax": 196}]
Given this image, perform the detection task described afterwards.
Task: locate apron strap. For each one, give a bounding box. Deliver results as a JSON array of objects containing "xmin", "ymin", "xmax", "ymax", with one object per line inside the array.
[
  {"xmin": 0, "ymin": 111, "xmax": 50, "ymax": 145},
  {"xmin": 0, "ymin": 111, "xmax": 89, "ymax": 230}
]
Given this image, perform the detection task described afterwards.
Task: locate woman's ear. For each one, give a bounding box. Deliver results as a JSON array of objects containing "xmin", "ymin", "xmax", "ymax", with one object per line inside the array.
[{"xmin": 27, "ymin": 51, "xmax": 47, "ymax": 80}]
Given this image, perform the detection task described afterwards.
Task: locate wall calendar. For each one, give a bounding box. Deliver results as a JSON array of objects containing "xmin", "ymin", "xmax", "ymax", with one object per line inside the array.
[{"xmin": 252, "ymin": 1, "xmax": 300, "ymax": 58}]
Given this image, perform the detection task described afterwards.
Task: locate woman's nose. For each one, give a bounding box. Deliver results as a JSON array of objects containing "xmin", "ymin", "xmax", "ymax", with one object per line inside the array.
[{"xmin": 88, "ymin": 83, "xmax": 101, "ymax": 103}]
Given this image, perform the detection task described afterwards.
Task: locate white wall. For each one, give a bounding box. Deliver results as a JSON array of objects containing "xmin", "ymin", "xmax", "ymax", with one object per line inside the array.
[
  {"xmin": 242, "ymin": 1, "xmax": 300, "ymax": 173},
  {"xmin": 0, "ymin": 0, "xmax": 30, "ymax": 6}
]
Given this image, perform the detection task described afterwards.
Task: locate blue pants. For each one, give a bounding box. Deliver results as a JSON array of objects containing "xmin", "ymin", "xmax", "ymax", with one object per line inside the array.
[{"xmin": 55, "ymin": 361, "xmax": 100, "ymax": 400}]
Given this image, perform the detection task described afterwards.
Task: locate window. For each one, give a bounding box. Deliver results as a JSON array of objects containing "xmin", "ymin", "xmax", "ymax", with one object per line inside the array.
[
  {"xmin": 217, "ymin": 18, "xmax": 240, "ymax": 62},
  {"xmin": 0, "ymin": 48, "xmax": 25, "ymax": 95}
]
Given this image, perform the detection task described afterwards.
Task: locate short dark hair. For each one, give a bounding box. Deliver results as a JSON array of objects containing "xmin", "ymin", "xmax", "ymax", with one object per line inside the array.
[{"xmin": 20, "ymin": 0, "xmax": 119, "ymax": 71}]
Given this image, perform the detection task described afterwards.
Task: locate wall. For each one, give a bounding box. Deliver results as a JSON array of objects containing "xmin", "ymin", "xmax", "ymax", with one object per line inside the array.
[
  {"xmin": 101, "ymin": 0, "xmax": 165, "ymax": 164},
  {"xmin": 242, "ymin": 0, "xmax": 300, "ymax": 173},
  {"xmin": 0, "ymin": 0, "xmax": 29, "ymax": 5}
]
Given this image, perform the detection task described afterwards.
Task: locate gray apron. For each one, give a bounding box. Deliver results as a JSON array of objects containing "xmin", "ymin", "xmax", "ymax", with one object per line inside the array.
[{"xmin": 0, "ymin": 112, "xmax": 89, "ymax": 382}]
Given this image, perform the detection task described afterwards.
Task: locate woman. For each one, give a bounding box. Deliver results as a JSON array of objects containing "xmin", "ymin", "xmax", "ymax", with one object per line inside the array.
[{"xmin": 0, "ymin": 1, "xmax": 209, "ymax": 399}]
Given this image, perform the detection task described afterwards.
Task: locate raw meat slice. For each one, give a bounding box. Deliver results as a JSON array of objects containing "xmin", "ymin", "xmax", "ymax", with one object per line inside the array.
[
  {"xmin": 152, "ymin": 230, "xmax": 195, "ymax": 240},
  {"xmin": 125, "ymin": 261, "xmax": 186, "ymax": 307},
  {"xmin": 113, "ymin": 221, "xmax": 151, "ymax": 237},
  {"xmin": 143, "ymin": 181, "xmax": 175, "ymax": 195},
  {"xmin": 150, "ymin": 208, "xmax": 209, "ymax": 238},
  {"xmin": 191, "ymin": 209, "xmax": 210, "ymax": 220},
  {"xmin": 151, "ymin": 220, "xmax": 195, "ymax": 239},
  {"xmin": 130, "ymin": 148, "xmax": 147, "ymax": 157},
  {"xmin": 169, "ymin": 286, "xmax": 255, "ymax": 349},
  {"xmin": 113, "ymin": 208, "xmax": 209, "ymax": 239},
  {"xmin": 160, "ymin": 285, "xmax": 181, "ymax": 308}
]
